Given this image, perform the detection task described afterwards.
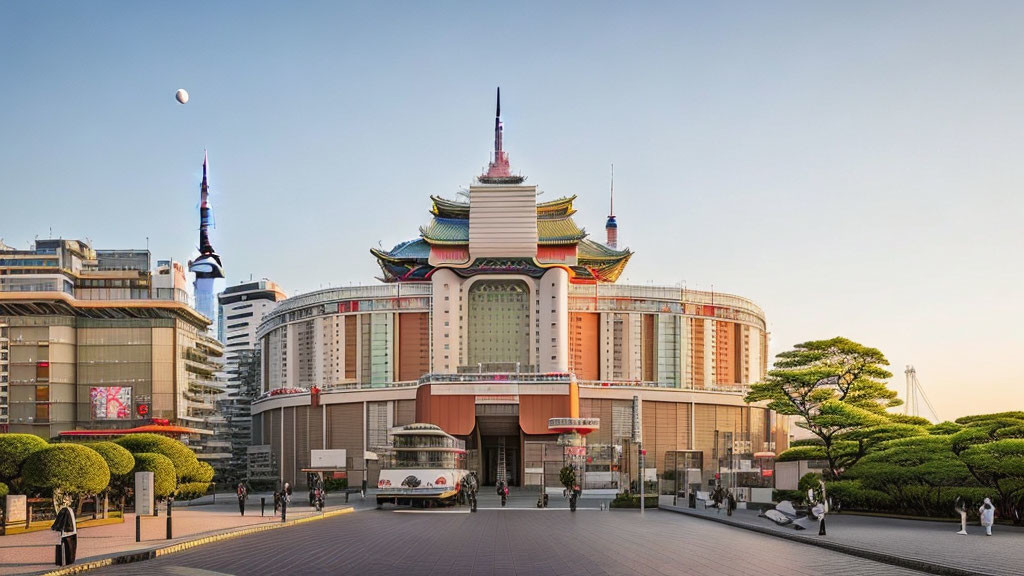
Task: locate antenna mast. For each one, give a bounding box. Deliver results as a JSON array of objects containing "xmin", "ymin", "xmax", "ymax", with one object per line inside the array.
[{"xmin": 904, "ymin": 365, "xmax": 939, "ymax": 421}]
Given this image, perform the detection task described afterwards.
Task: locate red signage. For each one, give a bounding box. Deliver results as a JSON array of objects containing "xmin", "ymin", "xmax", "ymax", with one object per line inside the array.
[
  {"xmin": 565, "ymin": 446, "xmax": 586, "ymax": 456},
  {"xmin": 761, "ymin": 469, "xmax": 774, "ymax": 477},
  {"xmin": 136, "ymin": 404, "xmax": 150, "ymax": 417}
]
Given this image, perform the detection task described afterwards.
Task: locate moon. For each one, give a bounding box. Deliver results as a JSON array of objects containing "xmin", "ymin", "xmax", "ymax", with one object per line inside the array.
[{"xmin": 175, "ymin": 89, "xmax": 189, "ymax": 104}]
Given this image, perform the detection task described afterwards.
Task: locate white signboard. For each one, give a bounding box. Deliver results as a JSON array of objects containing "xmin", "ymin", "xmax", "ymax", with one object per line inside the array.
[
  {"xmin": 135, "ymin": 471, "xmax": 154, "ymax": 515},
  {"xmin": 5, "ymin": 495, "xmax": 26, "ymax": 524},
  {"xmin": 311, "ymin": 449, "xmax": 346, "ymax": 469}
]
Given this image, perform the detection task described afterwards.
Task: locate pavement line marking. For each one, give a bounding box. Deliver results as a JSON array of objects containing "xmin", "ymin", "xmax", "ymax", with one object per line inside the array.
[
  {"xmin": 476, "ymin": 507, "xmax": 602, "ymax": 511},
  {"xmin": 393, "ymin": 509, "xmax": 471, "ymax": 514},
  {"xmin": 38, "ymin": 507, "xmax": 354, "ymax": 576}
]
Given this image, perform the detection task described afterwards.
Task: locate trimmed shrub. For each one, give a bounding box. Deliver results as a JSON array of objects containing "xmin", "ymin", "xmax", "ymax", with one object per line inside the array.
[
  {"xmin": 0, "ymin": 481, "xmax": 8, "ymax": 499},
  {"xmin": 776, "ymin": 445, "xmax": 827, "ymax": 462},
  {"xmin": 132, "ymin": 453, "xmax": 177, "ymax": 499},
  {"xmin": 176, "ymin": 482, "xmax": 211, "ymax": 500},
  {"xmin": 798, "ymin": 472, "xmax": 822, "ymax": 494},
  {"xmin": 181, "ymin": 460, "xmax": 214, "ymax": 484},
  {"xmin": 22, "ymin": 444, "xmax": 110, "ymax": 496},
  {"xmin": 827, "ymin": 480, "xmax": 894, "ymax": 512},
  {"xmin": 115, "ymin": 434, "xmax": 200, "ymax": 481},
  {"xmin": 83, "ymin": 442, "xmax": 135, "ymax": 477},
  {"xmin": 773, "ymin": 489, "xmax": 805, "ymax": 504},
  {"xmin": 789, "ymin": 438, "xmax": 825, "ymax": 448},
  {"xmin": 609, "ymin": 493, "xmax": 659, "ymax": 508},
  {"xmin": 324, "ymin": 477, "xmax": 348, "ymax": 491},
  {"xmin": 0, "ymin": 434, "xmax": 49, "ymax": 482}
]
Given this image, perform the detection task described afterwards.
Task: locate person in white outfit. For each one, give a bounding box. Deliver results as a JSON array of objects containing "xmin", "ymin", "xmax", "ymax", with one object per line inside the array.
[{"xmin": 979, "ymin": 498, "xmax": 995, "ymax": 536}]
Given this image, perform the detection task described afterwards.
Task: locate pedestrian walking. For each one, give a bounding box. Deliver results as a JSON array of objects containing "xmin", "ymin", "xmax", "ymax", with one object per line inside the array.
[
  {"xmin": 51, "ymin": 504, "xmax": 77, "ymax": 566},
  {"xmin": 237, "ymin": 482, "xmax": 248, "ymax": 516},
  {"xmin": 980, "ymin": 498, "xmax": 996, "ymax": 536}
]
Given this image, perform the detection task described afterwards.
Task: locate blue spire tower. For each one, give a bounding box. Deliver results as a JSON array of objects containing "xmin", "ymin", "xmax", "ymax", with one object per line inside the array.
[{"xmin": 188, "ymin": 152, "xmax": 225, "ymax": 334}]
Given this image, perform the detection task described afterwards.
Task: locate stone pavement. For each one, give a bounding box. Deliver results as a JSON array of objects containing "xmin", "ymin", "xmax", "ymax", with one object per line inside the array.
[
  {"xmin": 661, "ymin": 503, "xmax": 1024, "ymax": 576},
  {"xmin": 96, "ymin": 506, "xmax": 925, "ymax": 576},
  {"xmin": 0, "ymin": 492, "xmax": 352, "ymax": 576}
]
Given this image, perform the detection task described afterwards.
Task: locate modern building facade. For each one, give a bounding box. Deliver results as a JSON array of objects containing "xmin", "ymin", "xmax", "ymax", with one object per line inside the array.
[
  {"xmin": 0, "ymin": 239, "xmax": 225, "ymax": 456},
  {"xmin": 252, "ymin": 91, "xmax": 785, "ymax": 495},
  {"xmin": 215, "ymin": 280, "xmax": 286, "ymax": 481}
]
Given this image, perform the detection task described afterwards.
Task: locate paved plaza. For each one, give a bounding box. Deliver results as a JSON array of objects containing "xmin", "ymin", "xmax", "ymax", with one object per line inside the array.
[
  {"xmin": 0, "ymin": 493, "xmax": 352, "ymax": 576},
  {"xmin": 661, "ymin": 503, "xmax": 1024, "ymax": 576},
  {"xmin": 94, "ymin": 506, "xmax": 927, "ymax": 576}
]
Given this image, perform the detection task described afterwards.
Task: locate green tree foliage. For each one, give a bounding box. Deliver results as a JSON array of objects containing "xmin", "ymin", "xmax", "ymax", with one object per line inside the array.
[
  {"xmin": 0, "ymin": 434, "xmax": 49, "ymax": 491},
  {"xmin": 559, "ymin": 465, "xmax": 576, "ymax": 490},
  {"xmin": 114, "ymin": 434, "xmax": 201, "ymax": 482},
  {"xmin": 22, "ymin": 444, "xmax": 111, "ymax": 498},
  {"xmin": 776, "ymin": 445, "xmax": 828, "ymax": 462},
  {"xmin": 181, "ymin": 460, "xmax": 214, "ymax": 484},
  {"xmin": 798, "ymin": 472, "xmax": 822, "ymax": 494},
  {"xmin": 131, "ymin": 453, "xmax": 177, "ymax": 499},
  {"xmin": 926, "ymin": 421, "xmax": 963, "ymax": 436},
  {"xmin": 947, "ymin": 412, "xmax": 1024, "ymax": 521},
  {"xmin": 845, "ymin": 436, "xmax": 974, "ymax": 516},
  {"xmin": 0, "ymin": 482, "xmax": 8, "ymax": 499},
  {"xmin": 175, "ymin": 482, "xmax": 211, "ymax": 500},
  {"xmin": 83, "ymin": 442, "xmax": 136, "ymax": 476},
  {"xmin": 745, "ymin": 337, "xmax": 899, "ymax": 478}
]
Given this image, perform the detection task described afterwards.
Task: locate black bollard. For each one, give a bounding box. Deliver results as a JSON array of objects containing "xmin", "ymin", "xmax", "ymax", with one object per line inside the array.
[
  {"xmin": 281, "ymin": 499, "xmax": 287, "ymax": 523},
  {"xmin": 166, "ymin": 499, "xmax": 173, "ymax": 540},
  {"xmin": 261, "ymin": 497, "xmax": 265, "ymax": 517},
  {"xmin": 819, "ymin": 517, "xmax": 827, "ymax": 536},
  {"xmin": 135, "ymin": 514, "xmax": 141, "ymax": 542}
]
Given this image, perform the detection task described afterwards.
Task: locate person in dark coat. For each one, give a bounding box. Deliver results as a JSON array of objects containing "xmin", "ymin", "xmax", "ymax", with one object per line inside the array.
[
  {"xmin": 51, "ymin": 505, "xmax": 77, "ymax": 566},
  {"xmin": 236, "ymin": 482, "xmax": 248, "ymax": 516}
]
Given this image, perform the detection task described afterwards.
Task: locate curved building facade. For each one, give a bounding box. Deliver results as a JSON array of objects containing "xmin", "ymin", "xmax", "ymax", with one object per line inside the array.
[{"xmin": 252, "ymin": 92, "xmax": 785, "ymax": 493}]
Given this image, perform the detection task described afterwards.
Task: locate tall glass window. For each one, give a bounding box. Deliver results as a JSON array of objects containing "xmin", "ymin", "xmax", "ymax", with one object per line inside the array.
[{"xmin": 467, "ymin": 280, "xmax": 530, "ymax": 367}]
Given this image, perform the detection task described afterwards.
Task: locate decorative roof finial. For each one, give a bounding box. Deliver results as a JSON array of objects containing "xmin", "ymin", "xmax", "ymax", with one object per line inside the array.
[
  {"xmin": 605, "ymin": 163, "xmax": 618, "ymax": 249},
  {"xmin": 479, "ymin": 87, "xmax": 524, "ymax": 184}
]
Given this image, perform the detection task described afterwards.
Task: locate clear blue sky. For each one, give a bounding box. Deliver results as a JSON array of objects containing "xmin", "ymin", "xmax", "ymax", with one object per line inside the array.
[{"xmin": 2, "ymin": 2, "xmax": 1022, "ymax": 420}]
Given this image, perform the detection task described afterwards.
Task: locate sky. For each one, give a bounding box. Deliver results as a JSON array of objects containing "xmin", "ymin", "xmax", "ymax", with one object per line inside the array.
[{"xmin": 1, "ymin": 1, "xmax": 1021, "ymax": 420}]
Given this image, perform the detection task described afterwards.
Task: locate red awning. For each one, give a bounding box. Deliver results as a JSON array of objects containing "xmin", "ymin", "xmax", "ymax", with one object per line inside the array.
[{"xmin": 58, "ymin": 424, "xmax": 210, "ymax": 437}]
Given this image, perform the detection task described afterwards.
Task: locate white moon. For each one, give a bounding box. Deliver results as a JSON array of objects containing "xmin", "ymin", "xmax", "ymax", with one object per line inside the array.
[{"xmin": 175, "ymin": 89, "xmax": 189, "ymax": 104}]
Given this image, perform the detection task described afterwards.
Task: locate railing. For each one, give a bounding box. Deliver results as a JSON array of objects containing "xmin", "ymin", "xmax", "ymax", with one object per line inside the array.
[
  {"xmin": 418, "ymin": 372, "xmax": 573, "ymax": 384},
  {"xmin": 577, "ymin": 380, "xmax": 750, "ymax": 394},
  {"xmin": 567, "ymin": 283, "xmax": 765, "ymax": 321}
]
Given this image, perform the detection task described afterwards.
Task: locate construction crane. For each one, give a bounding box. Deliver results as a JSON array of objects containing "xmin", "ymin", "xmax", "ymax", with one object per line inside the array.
[{"xmin": 904, "ymin": 365, "xmax": 939, "ymax": 422}]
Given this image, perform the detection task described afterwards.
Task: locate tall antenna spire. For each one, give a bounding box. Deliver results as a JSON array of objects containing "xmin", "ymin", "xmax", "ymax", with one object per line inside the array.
[
  {"xmin": 605, "ymin": 163, "xmax": 618, "ymax": 249},
  {"xmin": 610, "ymin": 163, "xmax": 615, "ymax": 216},
  {"xmin": 479, "ymin": 86, "xmax": 523, "ymax": 184}
]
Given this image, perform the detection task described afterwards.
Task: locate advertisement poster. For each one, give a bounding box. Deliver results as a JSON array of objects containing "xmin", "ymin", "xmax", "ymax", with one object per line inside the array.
[{"xmin": 90, "ymin": 386, "xmax": 132, "ymax": 420}]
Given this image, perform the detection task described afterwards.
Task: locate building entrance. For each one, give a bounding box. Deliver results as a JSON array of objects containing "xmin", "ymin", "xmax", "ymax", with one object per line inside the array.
[{"xmin": 480, "ymin": 435, "xmax": 519, "ymax": 486}]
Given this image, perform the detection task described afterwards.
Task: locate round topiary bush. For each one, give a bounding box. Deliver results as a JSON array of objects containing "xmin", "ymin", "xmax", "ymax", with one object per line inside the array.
[
  {"xmin": 0, "ymin": 434, "xmax": 49, "ymax": 482},
  {"xmin": 83, "ymin": 442, "xmax": 136, "ymax": 477},
  {"xmin": 22, "ymin": 444, "xmax": 111, "ymax": 496},
  {"xmin": 175, "ymin": 482, "xmax": 211, "ymax": 500},
  {"xmin": 114, "ymin": 434, "xmax": 200, "ymax": 481},
  {"xmin": 131, "ymin": 453, "xmax": 176, "ymax": 499},
  {"xmin": 0, "ymin": 481, "xmax": 9, "ymax": 499},
  {"xmin": 181, "ymin": 460, "xmax": 214, "ymax": 484}
]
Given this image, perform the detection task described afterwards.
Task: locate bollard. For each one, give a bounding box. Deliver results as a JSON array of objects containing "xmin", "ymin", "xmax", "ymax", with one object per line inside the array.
[
  {"xmin": 166, "ymin": 499, "xmax": 173, "ymax": 540},
  {"xmin": 135, "ymin": 514, "xmax": 141, "ymax": 542},
  {"xmin": 281, "ymin": 499, "xmax": 287, "ymax": 523},
  {"xmin": 261, "ymin": 497, "xmax": 266, "ymax": 517}
]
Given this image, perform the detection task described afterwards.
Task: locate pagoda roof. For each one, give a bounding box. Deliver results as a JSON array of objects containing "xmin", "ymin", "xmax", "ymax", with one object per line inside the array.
[
  {"xmin": 430, "ymin": 195, "xmax": 577, "ymax": 220},
  {"xmin": 420, "ymin": 216, "xmax": 585, "ymax": 246},
  {"xmin": 374, "ymin": 238, "xmax": 430, "ymax": 261},
  {"xmin": 577, "ymin": 238, "xmax": 633, "ymax": 283},
  {"xmin": 420, "ymin": 217, "xmax": 468, "ymax": 245}
]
